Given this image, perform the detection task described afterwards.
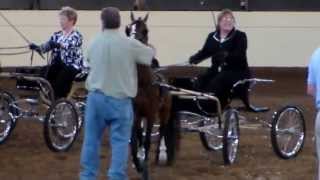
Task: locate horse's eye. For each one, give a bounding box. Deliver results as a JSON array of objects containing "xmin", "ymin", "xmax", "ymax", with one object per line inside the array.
[{"xmin": 143, "ymin": 29, "xmax": 148, "ymax": 35}]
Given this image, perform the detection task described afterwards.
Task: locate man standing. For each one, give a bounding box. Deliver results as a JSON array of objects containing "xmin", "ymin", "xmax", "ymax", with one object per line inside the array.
[
  {"xmin": 308, "ymin": 47, "xmax": 320, "ymax": 180},
  {"xmin": 80, "ymin": 7, "xmax": 154, "ymax": 180}
]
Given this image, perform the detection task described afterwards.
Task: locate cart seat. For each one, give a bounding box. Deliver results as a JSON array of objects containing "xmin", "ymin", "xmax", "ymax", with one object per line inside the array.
[
  {"xmin": 229, "ymin": 80, "xmax": 270, "ymax": 113},
  {"xmin": 171, "ymin": 77, "xmax": 270, "ymax": 113},
  {"xmin": 15, "ymin": 66, "xmax": 48, "ymax": 91}
]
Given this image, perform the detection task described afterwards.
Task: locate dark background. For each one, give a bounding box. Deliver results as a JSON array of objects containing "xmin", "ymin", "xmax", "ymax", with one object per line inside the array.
[{"xmin": 1, "ymin": 0, "xmax": 320, "ymax": 11}]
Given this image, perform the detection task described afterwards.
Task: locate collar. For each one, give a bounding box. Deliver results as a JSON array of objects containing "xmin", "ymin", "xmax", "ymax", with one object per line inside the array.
[
  {"xmin": 103, "ymin": 29, "xmax": 120, "ymax": 33},
  {"xmin": 213, "ymin": 28, "xmax": 236, "ymax": 43}
]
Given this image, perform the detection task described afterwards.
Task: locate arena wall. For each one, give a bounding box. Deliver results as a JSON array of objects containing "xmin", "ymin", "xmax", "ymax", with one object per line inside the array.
[
  {"xmin": 1, "ymin": 0, "xmax": 320, "ymax": 11},
  {"xmin": 0, "ymin": 11, "xmax": 319, "ymax": 67}
]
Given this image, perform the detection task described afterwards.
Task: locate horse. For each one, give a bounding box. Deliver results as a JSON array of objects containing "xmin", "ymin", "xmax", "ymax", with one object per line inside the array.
[{"xmin": 126, "ymin": 12, "xmax": 178, "ymax": 173}]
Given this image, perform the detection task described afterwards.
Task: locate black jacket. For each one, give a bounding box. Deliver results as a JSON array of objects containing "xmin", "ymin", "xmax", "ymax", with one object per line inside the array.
[{"xmin": 190, "ymin": 29, "xmax": 250, "ymax": 74}]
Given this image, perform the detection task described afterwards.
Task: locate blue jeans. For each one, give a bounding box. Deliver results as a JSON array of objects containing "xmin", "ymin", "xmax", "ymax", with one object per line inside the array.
[{"xmin": 80, "ymin": 91, "xmax": 133, "ymax": 180}]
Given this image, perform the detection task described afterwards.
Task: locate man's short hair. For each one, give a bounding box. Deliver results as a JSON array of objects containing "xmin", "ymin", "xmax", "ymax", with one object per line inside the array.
[
  {"xmin": 59, "ymin": 6, "xmax": 78, "ymax": 25},
  {"xmin": 101, "ymin": 7, "xmax": 121, "ymax": 29}
]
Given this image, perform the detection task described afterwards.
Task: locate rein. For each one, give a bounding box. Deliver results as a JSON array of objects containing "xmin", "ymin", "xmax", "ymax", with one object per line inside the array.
[{"xmin": 0, "ymin": 46, "xmax": 31, "ymax": 56}]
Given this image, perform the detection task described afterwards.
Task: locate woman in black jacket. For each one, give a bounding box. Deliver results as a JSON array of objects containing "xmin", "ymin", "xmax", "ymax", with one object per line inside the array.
[{"xmin": 189, "ymin": 9, "xmax": 250, "ymax": 108}]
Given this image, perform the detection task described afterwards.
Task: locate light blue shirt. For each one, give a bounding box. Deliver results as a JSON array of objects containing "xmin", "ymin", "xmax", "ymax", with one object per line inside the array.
[
  {"xmin": 308, "ymin": 47, "xmax": 320, "ymax": 108},
  {"xmin": 85, "ymin": 29, "xmax": 154, "ymax": 98}
]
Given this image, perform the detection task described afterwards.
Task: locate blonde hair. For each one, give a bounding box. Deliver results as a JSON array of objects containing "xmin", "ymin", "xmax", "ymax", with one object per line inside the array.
[
  {"xmin": 217, "ymin": 9, "xmax": 235, "ymax": 24},
  {"xmin": 59, "ymin": 6, "xmax": 78, "ymax": 25}
]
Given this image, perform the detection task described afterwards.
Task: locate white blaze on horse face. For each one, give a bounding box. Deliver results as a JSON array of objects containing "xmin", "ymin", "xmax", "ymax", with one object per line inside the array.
[{"xmin": 130, "ymin": 24, "xmax": 137, "ymax": 39}]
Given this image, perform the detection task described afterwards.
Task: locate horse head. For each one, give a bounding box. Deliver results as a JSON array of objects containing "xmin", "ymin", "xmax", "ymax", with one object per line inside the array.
[
  {"xmin": 126, "ymin": 12, "xmax": 161, "ymax": 85},
  {"xmin": 126, "ymin": 12, "xmax": 149, "ymax": 44}
]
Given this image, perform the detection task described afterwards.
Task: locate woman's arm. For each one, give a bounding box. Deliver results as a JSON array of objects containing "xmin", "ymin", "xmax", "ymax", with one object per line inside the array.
[
  {"xmin": 39, "ymin": 34, "xmax": 61, "ymax": 53},
  {"xmin": 189, "ymin": 33, "xmax": 213, "ymax": 64}
]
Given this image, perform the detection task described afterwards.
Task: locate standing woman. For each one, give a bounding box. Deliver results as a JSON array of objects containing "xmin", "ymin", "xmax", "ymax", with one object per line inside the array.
[
  {"xmin": 189, "ymin": 9, "xmax": 250, "ymax": 108},
  {"xmin": 29, "ymin": 6, "xmax": 84, "ymax": 99}
]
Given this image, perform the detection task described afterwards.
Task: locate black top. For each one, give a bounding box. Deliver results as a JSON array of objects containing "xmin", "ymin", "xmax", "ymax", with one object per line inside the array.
[{"xmin": 190, "ymin": 29, "xmax": 250, "ymax": 73}]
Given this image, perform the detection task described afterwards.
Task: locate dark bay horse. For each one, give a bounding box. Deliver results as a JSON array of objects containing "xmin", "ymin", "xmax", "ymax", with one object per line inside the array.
[{"xmin": 126, "ymin": 12, "xmax": 178, "ymax": 172}]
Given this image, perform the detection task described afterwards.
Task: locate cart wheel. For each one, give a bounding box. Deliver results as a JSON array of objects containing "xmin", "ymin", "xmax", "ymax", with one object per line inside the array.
[
  {"xmin": 44, "ymin": 98, "xmax": 79, "ymax": 152},
  {"xmin": 0, "ymin": 90, "xmax": 18, "ymax": 144},
  {"xmin": 222, "ymin": 108, "xmax": 240, "ymax": 165},
  {"xmin": 199, "ymin": 117, "xmax": 223, "ymax": 151},
  {"xmin": 271, "ymin": 106, "xmax": 305, "ymax": 159}
]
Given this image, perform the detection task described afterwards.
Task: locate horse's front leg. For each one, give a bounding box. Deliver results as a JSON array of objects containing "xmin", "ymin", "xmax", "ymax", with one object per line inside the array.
[
  {"xmin": 131, "ymin": 115, "xmax": 140, "ymax": 159},
  {"xmin": 144, "ymin": 115, "xmax": 154, "ymax": 162}
]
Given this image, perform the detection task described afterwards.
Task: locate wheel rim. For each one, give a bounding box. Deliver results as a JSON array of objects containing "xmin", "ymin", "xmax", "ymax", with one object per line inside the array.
[
  {"xmin": 0, "ymin": 94, "xmax": 14, "ymax": 142},
  {"xmin": 275, "ymin": 108, "xmax": 304, "ymax": 157},
  {"xmin": 226, "ymin": 111, "xmax": 239, "ymax": 163},
  {"xmin": 47, "ymin": 102, "xmax": 77, "ymax": 150}
]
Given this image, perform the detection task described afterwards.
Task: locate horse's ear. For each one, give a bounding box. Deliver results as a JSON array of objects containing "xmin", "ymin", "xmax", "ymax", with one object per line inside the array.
[
  {"xmin": 143, "ymin": 13, "xmax": 149, "ymax": 23},
  {"xmin": 130, "ymin": 11, "xmax": 135, "ymax": 22}
]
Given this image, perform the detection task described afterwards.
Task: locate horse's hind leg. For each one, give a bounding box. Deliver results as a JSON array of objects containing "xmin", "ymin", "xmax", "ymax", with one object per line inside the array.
[
  {"xmin": 160, "ymin": 97, "xmax": 180, "ymax": 166},
  {"xmin": 164, "ymin": 112, "xmax": 180, "ymax": 165},
  {"xmin": 136, "ymin": 119, "xmax": 144, "ymax": 147},
  {"xmin": 156, "ymin": 117, "xmax": 168, "ymax": 165},
  {"xmin": 156, "ymin": 95, "xmax": 177, "ymax": 165}
]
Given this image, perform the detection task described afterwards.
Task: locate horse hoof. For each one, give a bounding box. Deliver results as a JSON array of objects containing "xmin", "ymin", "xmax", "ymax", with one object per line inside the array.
[{"xmin": 158, "ymin": 150, "xmax": 168, "ymax": 165}]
